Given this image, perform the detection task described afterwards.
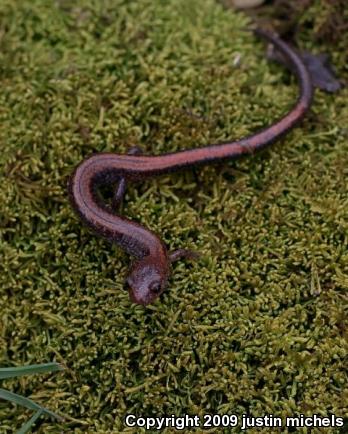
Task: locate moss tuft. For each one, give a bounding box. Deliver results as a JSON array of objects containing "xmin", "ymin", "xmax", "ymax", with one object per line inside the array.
[{"xmin": 0, "ymin": 0, "xmax": 347, "ymax": 432}]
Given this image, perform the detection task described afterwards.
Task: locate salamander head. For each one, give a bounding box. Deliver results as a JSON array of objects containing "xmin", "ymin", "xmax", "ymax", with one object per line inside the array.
[{"xmin": 125, "ymin": 257, "xmax": 170, "ymax": 305}]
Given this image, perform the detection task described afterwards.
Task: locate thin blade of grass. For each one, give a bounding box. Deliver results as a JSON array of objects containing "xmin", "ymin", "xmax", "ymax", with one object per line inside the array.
[
  {"xmin": 0, "ymin": 363, "xmax": 63, "ymax": 380},
  {"xmin": 0, "ymin": 388, "xmax": 62, "ymax": 421},
  {"xmin": 16, "ymin": 409, "xmax": 44, "ymax": 434}
]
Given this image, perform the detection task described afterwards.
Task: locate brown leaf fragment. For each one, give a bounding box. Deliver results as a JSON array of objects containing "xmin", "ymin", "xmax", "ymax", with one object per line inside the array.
[
  {"xmin": 267, "ymin": 44, "xmax": 342, "ymax": 93},
  {"xmin": 300, "ymin": 51, "xmax": 342, "ymax": 93}
]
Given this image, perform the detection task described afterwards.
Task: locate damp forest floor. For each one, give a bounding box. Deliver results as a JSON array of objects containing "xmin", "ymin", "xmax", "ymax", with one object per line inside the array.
[{"xmin": 0, "ymin": 0, "xmax": 347, "ymax": 433}]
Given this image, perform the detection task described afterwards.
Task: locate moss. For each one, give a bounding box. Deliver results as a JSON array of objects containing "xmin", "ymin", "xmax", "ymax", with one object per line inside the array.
[{"xmin": 0, "ymin": 0, "xmax": 347, "ymax": 432}]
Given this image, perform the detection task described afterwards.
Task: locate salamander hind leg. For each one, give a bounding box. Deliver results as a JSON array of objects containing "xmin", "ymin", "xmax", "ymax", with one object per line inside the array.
[
  {"xmin": 112, "ymin": 146, "xmax": 144, "ymax": 211},
  {"xmin": 169, "ymin": 248, "xmax": 200, "ymax": 263}
]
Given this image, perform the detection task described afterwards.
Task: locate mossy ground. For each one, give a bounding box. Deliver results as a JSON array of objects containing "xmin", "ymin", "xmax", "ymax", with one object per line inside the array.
[{"xmin": 0, "ymin": 0, "xmax": 347, "ymax": 433}]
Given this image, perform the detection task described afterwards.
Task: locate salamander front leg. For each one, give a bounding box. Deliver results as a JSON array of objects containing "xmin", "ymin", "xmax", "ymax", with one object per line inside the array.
[
  {"xmin": 111, "ymin": 146, "xmax": 143, "ymax": 211},
  {"xmin": 169, "ymin": 248, "xmax": 200, "ymax": 263}
]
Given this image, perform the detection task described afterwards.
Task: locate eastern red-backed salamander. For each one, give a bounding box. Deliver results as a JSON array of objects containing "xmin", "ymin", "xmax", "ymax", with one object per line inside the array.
[{"xmin": 68, "ymin": 29, "xmax": 313, "ymax": 305}]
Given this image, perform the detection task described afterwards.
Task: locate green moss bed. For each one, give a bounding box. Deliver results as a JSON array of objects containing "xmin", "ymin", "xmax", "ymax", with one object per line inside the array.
[{"xmin": 0, "ymin": 0, "xmax": 347, "ymax": 432}]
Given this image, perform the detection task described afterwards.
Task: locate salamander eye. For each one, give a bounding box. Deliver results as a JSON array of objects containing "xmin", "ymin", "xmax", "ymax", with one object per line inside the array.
[{"xmin": 149, "ymin": 281, "xmax": 161, "ymax": 294}]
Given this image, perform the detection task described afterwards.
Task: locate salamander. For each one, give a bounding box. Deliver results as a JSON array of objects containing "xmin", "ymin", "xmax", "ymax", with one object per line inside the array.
[{"xmin": 68, "ymin": 29, "xmax": 313, "ymax": 305}]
